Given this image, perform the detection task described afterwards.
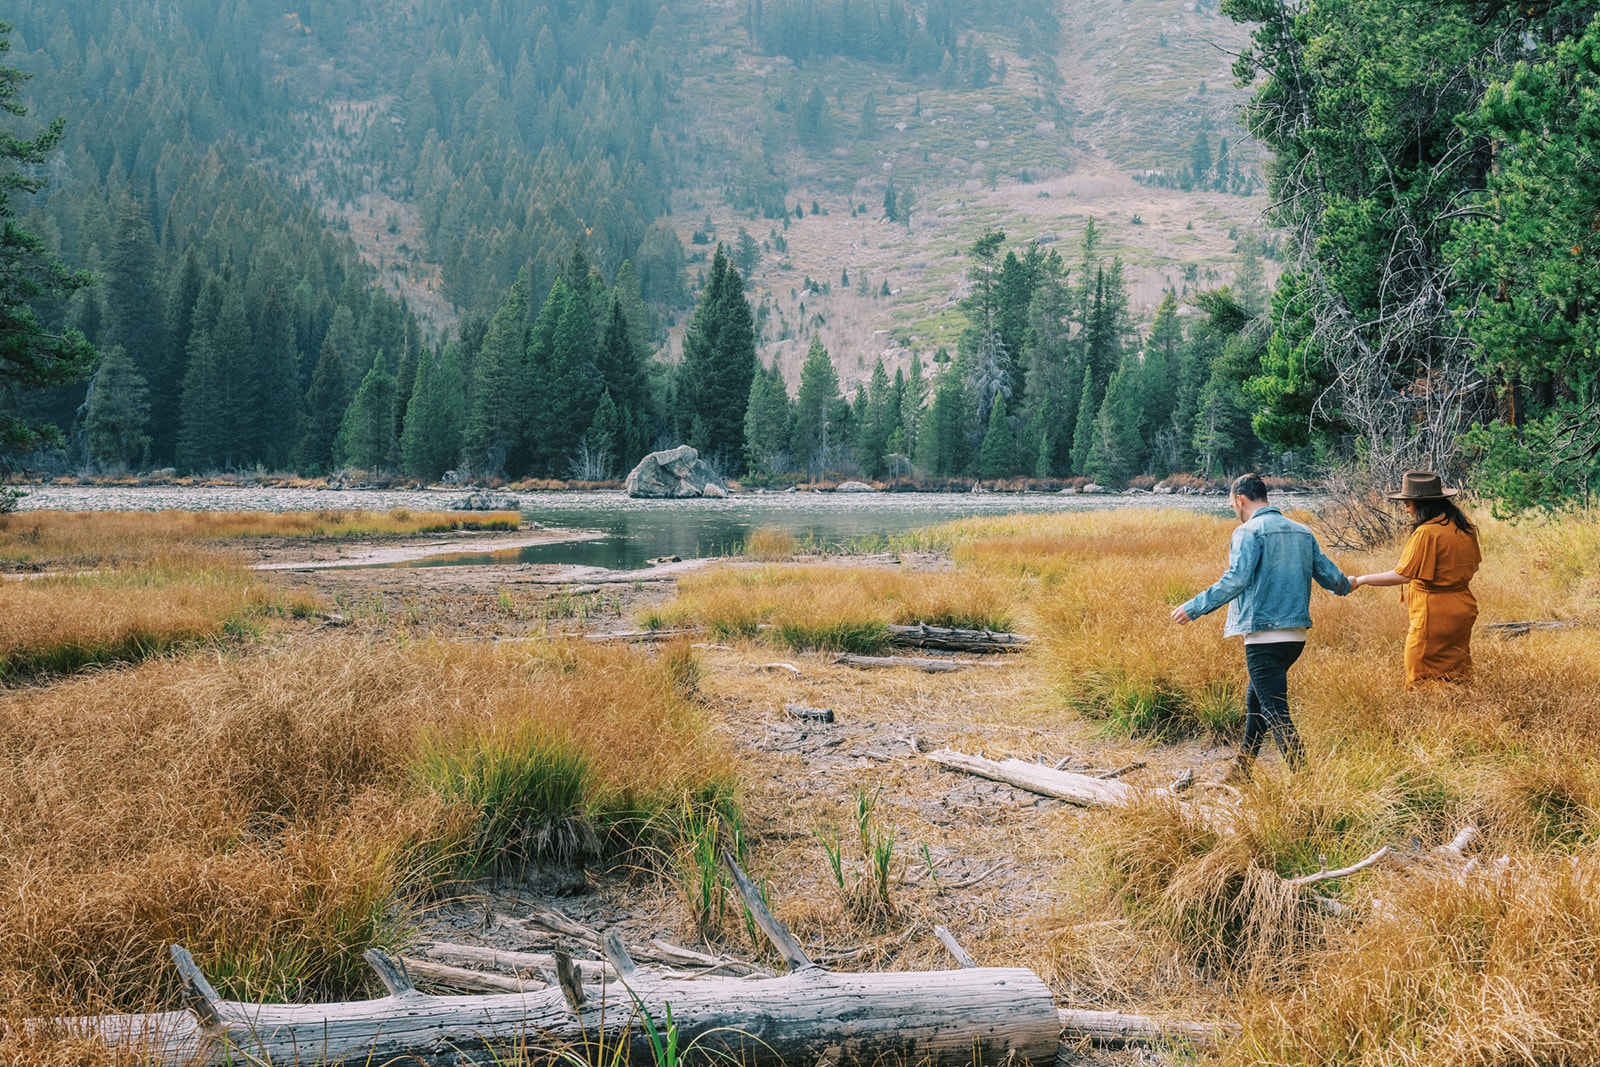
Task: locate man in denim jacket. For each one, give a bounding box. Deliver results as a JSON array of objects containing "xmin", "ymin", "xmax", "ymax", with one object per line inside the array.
[{"xmin": 1171, "ymin": 473, "xmax": 1352, "ymax": 782}]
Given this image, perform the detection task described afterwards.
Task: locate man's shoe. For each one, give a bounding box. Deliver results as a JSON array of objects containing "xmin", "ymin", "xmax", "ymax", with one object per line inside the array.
[{"xmin": 1219, "ymin": 759, "xmax": 1253, "ymax": 786}]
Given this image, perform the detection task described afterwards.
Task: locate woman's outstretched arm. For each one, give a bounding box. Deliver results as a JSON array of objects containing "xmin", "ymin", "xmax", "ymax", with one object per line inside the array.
[{"xmin": 1349, "ymin": 570, "xmax": 1407, "ymax": 589}]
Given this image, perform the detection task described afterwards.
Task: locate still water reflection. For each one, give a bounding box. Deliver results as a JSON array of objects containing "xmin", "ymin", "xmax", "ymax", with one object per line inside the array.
[{"xmin": 18, "ymin": 486, "xmax": 1256, "ymax": 571}]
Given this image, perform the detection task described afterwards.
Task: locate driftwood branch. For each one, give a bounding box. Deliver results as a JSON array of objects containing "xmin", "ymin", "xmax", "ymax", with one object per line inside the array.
[
  {"xmin": 934, "ymin": 926, "xmax": 977, "ymax": 968},
  {"xmin": 784, "ymin": 703, "xmax": 835, "ymax": 723},
  {"xmin": 362, "ymin": 949, "xmax": 414, "ymax": 995},
  {"xmin": 722, "ymin": 849, "xmax": 814, "ymax": 971},
  {"xmin": 167, "ymin": 945, "xmax": 223, "ymax": 1031},
  {"xmin": 552, "ymin": 948, "xmax": 586, "ymax": 1011},
  {"xmin": 927, "ymin": 748, "xmax": 1145, "ymax": 808},
  {"xmin": 401, "ymin": 957, "xmax": 546, "ymax": 994},
  {"xmin": 1288, "ymin": 846, "xmax": 1391, "ymax": 887},
  {"xmin": 418, "ymin": 940, "xmax": 607, "ymax": 980},
  {"xmin": 886, "ymin": 623, "xmax": 1032, "ymax": 654},
  {"xmin": 601, "ymin": 929, "xmax": 638, "ymax": 978},
  {"xmin": 1096, "ymin": 760, "xmax": 1147, "ymax": 780}
]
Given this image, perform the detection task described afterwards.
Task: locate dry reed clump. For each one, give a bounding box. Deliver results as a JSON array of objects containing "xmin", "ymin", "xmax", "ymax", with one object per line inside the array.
[
  {"xmin": 0, "ymin": 563, "xmax": 315, "ymax": 680},
  {"xmin": 0, "ymin": 508, "xmax": 519, "ymax": 569},
  {"xmin": 641, "ymin": 565, "xmax": 1016, "ymax": 651},
  {"xmin": 743, "ymin": 525, "xmax": 797, "ymax": 561},
  {"xmin": 0, "ymin": 638, "xmax": 732, "ymax": 1012},
  {"xmin": 1228, "ymin": 855, "xmax": 1600, "ymax": 1066}
]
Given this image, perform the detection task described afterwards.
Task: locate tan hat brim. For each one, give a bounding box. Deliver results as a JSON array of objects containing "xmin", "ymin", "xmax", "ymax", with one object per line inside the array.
[{"xmin": 1385, "ymin": 488, "xmax": 1459, "ymax": 500}]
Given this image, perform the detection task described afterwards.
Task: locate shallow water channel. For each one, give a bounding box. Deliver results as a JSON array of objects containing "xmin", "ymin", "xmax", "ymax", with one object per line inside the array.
[{"xmin": 18, "ymin": 486, "xmax": 1254, "ymax": 571}]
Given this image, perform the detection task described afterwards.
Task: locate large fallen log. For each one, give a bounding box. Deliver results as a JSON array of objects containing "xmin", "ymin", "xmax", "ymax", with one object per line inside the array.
[
  {"xmin": 65, "ymin": 860, "xmax": 1061, "ymax": 1067},
  {"xmin": 886, "ymin": 623, "xmax": 1032, "ymax": 654}
]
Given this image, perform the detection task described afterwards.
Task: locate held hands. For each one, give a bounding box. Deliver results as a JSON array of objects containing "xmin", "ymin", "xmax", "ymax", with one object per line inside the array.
[{"xmin": 1347, "ymin": 573, "xmax": 1363, "ymax": 590}]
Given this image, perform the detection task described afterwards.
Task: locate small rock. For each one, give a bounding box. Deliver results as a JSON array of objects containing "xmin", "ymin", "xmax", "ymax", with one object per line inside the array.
[{"xmin": 835, "ymin": 480, "xmax": 876, "ymax": 493}]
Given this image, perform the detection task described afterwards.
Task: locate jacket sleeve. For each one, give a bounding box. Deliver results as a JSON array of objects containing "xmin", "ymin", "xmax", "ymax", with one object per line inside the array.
[
  {"xmin": 1183, "ymin": 526, "xmax": 1260, "ymax": 619},
  {"xmin": 1311, "ymin": 540, "xmax": 1353, "ymax": 595}
]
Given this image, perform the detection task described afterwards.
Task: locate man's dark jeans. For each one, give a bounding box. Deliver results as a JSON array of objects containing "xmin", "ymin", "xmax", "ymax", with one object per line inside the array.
[{"xmin": 1241, "ymin": 640, "xmax": 1306, "ymax": 770}]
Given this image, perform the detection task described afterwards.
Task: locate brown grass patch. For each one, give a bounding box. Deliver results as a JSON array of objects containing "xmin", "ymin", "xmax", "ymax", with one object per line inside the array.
[
  {"xmin": 0, "ymin": 638, "xmax": 732, "ymax": 1012},
  {"xmin": 641, "ymin": 564, "xmax": 1016, "ymax": 651},
  {"xmin": 0, "ymin": 509, "xmax": 519, "ymax": 570}
]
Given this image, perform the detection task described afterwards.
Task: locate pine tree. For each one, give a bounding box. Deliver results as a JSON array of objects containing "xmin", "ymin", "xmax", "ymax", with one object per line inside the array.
[
  {"xmin": 292, "ymin": 333, "xmax": 351, "ymax": 476},
  {"xmin": 793, "ymin": 335, "xmax": 841, "ymax": 478},
  {"xmin": 544, "ymin": 281, "xmax": 603, "ymax": 471},
  {"xmin": 744, "ymin": 359, "xmax": 792, "ymax": 474},
  {"xmin": 1070, "ymin": 363, "xmax": 1097, "ymax": 476},
  {"xmin": 337, "ymin": 350, "xmax": 398, "ymax": 473},
  {"xmin": 583, "ymin": 390, "xmax": 620, "ymax": 479},
  {"xmin": 597, "ymin": 295, "xmax": 649, "ymax": 467},
  {"xmin": 84, "ymin": 344, "xmax": 150, "ymax": 471},
  {"xmin": 857, "ymin": 357, "xmax": 893, "ymax": 477},
  {"xmin": 678, "ymin": 246, "xmax": 757, "ymax": 466},
  {"xmin": 1141, "ymin": 290, "xmax": 1183, "ymax": 473},
  {"xmin": 611, "ymin": 260, "xmax": 655, "ymax": 356},
  {"xmin": 901, "ymin": 353, "xmax": 925, "ymax": 460},
  {"xmin": 1088, "ymin": 355, "xmax": 1145, "ymax": 485},
  {"xmin": 103, "ymin": 195, "xmax": 167, "ymax": 389},
  {"xmin": 401, "ymin": 341, "xmax": 465, "ymax": 481},
  {"xmin": 978, "ymin": 391, "xmax": 1013, "ymax": 480},
  {"xmin": 465, "ymin": 268, "xmax": 532, "ymax": 478},
  {"xmin": 253, "ymin": 285, "xmax": 302, "ymax": 469},
  {"xmin": 0, "ymin": 24, "xmax": 97, "ymax": 467}
]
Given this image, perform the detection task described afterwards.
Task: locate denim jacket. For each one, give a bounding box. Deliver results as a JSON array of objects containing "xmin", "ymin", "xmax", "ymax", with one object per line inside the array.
[{"xmin": 1182, "ymin": 506, "xmax": 1351, "ymax": 637}]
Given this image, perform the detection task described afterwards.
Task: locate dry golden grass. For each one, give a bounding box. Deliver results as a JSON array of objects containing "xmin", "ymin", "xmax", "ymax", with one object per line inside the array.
[
  {"xmin": 0, "ymin": 638, "xmax": 731, "ymax": 1013},
  {"xmin": 0, "ymin": 561, "xmax": 315, "ymax": 680},
  {"xmin": 907, "ymin": 507, "xmax": 1600, "ymax": 1061},
  {"xmin": 641, "ymin": 563, "xmax": 1017, "ymax": 651},
  {"xmin": 0, "ymin": 508, "xmax": 519, "ymax": 570},
  {"xmin": 743, "ymin": 525, "xmax": 797, "ymax": 561}
]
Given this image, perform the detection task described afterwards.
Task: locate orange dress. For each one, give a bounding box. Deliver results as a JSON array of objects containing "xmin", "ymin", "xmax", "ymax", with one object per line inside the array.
[{"xmin": 1395, "ymin": 516, "xmax": 1482, "ymax": 687}]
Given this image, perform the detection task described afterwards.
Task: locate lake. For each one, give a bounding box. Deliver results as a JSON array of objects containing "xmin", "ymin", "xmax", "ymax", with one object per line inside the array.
[{"xmin": 15, "ymin": 486, "xmax": 1260, "ymax": 571}]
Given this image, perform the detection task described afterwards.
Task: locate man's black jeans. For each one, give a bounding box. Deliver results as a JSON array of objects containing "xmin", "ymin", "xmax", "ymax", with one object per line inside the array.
[{"xmin": 1241, "ymin": 640, "xmax": 1306, "ymax": 770}]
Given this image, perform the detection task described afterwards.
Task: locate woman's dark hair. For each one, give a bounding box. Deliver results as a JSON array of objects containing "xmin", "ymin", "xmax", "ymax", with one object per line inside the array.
[{"xmin": 1411, "ymin": 496, "xmax": 1476, "ymax": 536}]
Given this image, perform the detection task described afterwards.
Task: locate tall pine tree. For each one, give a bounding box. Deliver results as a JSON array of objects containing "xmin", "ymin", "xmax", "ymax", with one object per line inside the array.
[{"xmin": 677, "ymin": 245, "xmax": 756, "ymax": 467}]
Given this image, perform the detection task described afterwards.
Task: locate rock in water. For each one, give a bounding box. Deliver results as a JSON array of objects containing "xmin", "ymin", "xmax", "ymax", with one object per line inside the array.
[
  {"xmin": 624, "ymin": 446, "xmax": 730, "ymax": 498},
  {"xmin": 835, "ymin": 480, "xmax": 876, "ymax": 493}
]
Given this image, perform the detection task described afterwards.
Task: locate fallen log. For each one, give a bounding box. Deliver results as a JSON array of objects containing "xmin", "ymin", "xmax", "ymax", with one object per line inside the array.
[
  {"xmin": 1487, "ymin": 619, "xmax": 1578, "ymax": 638},
  {"xmin": 1057, "ymin": 1008, "xmax": 1240, "ymax": 1049},
  {"xmin": 835, "ymin": 653, "xmax": 1014, "ymax": 673},
  {"xmin": 74, "ymin": 948, "xmax": 1059, "ymax": 1067},
  {"xmin": 886, "ymin": 623, "xmax": 1032, "ymax": 654},
  {"xmin": 785, "ymin": 702, "xmax": 835, "ymax": 723}
]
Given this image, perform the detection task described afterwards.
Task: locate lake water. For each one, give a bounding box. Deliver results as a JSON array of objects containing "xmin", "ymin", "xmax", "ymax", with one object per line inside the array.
[{"xmin": 15, "ymin": 486, "xmax": 1259, "ymax": 571}]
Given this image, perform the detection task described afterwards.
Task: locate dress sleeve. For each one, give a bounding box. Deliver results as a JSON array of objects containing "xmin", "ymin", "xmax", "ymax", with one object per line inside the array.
[{"xmin": 1396, "ymin": 525, "xmax": 1437, "ymax": 582}]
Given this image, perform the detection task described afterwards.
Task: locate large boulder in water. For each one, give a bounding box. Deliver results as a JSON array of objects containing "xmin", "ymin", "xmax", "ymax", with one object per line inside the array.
[{"xmin": 625, "ymin": 446, "xmax": 729, "ymax": 499}]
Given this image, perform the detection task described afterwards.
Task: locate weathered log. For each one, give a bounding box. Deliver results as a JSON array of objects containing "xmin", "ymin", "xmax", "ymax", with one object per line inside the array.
[
  {"xmin": 835, "ymin": 653, "xmax": 1013, "ymax": 673},
  {"xmin": 784, "ymin": 702, "xmax": 835, "ymax": 723},
  {"xmin": 927, "ymin": 748, "xmax": 1144, "ymax": 808},
  {"xmin": 585, "ymin": 628, "xmax": 698, "ymax": 642},
  {"xmin": 77, "ymin": 948, "xmax": 1061, "ymax": 1067},
  {"xmin": 402, "ymin": 956, "xmax": 547, "ymax": 994},
  {"xmin": 1057, "ymin": 1008, "xmax": 1240, "ymax": 1049},
  {"xmin": 758, "ymin": 661, "xmax": 804, "ymax": 676},
  {"xmin": 886, "ymin": 623, "xmax": 1032, "ymax": 654},
  {"xmin": 415, "ymin": 941, "xmax": 605, "ymax": 980}
]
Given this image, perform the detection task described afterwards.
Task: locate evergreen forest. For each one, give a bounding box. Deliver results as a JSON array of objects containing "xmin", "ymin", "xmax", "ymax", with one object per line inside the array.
[{"xmin": 2, "ymin": 0, "xmax": 1598, "ymax": 507}]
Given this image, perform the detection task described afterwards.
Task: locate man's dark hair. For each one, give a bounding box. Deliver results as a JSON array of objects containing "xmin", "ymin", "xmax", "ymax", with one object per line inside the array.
[{"xmin": 1230, "ymin": 472, "xmax": 1269, "ymax": 502}]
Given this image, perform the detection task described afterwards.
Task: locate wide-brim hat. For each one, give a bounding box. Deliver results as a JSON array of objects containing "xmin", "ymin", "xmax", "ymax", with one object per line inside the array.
[{"xmin": 1386, "ymin": 470, "xmax": 1458, "ymax": 500}]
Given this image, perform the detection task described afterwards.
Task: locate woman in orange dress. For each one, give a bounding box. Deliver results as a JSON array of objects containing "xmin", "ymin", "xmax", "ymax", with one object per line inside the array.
[{"xmin": 1348, "ymin": 471, "xmax": 1482, "ymax": 687}]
